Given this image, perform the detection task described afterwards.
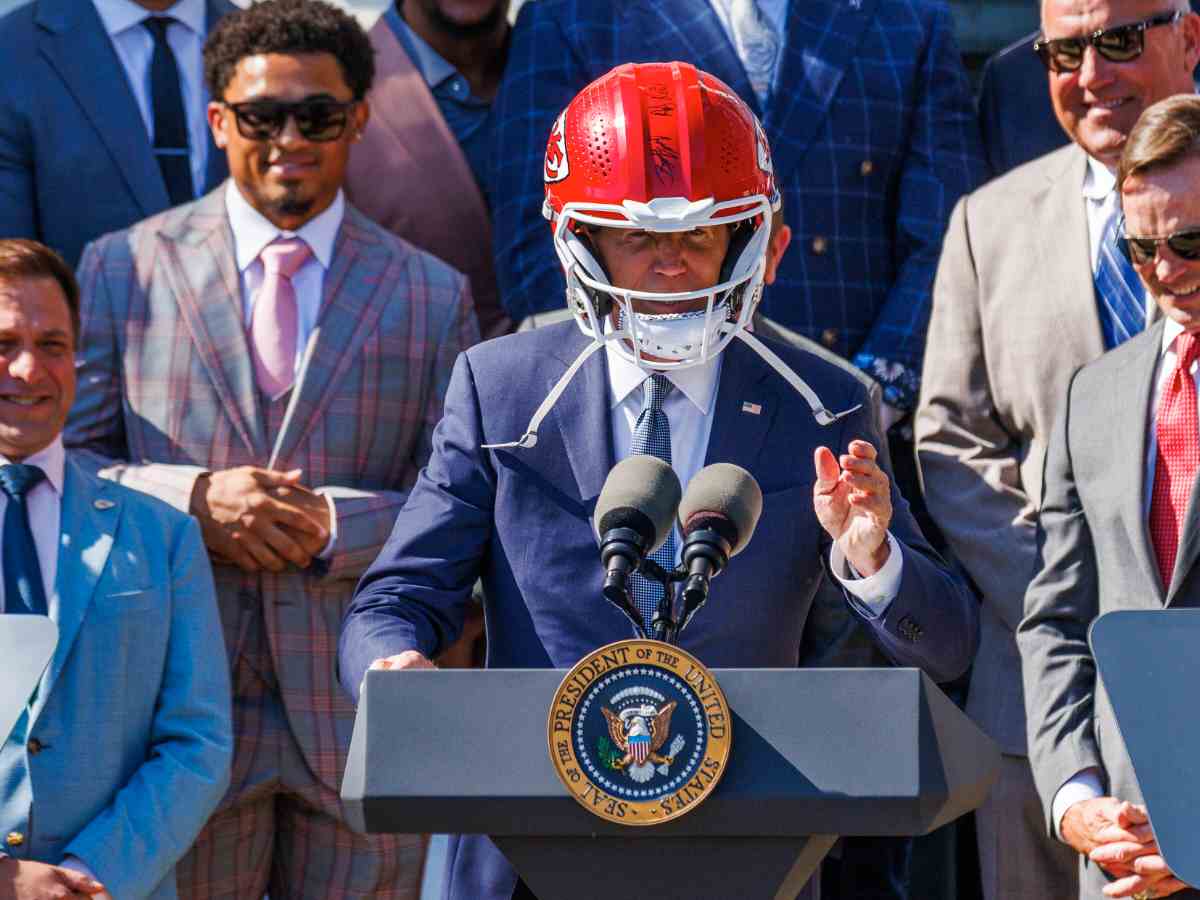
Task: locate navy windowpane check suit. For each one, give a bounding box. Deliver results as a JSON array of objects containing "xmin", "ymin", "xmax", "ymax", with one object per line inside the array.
[{"xmin": 487, "ymin": 0, "xmax": 987, "ymax": 409}]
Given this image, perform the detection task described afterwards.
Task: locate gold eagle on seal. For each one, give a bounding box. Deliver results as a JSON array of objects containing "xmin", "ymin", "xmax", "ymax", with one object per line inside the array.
[{"xmin": 601, "ymin": 701, "xmax": 678, "ymax": 783}]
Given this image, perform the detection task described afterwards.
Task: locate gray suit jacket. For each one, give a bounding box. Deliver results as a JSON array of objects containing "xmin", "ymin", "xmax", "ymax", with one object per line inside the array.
[
  {"xmin": 915, "ymin": 143, "xmax": 1110, "ymax": 755},
  {"xmin": 1018, "ymin": 319, "xmax": 1200, "ymax": 899}
]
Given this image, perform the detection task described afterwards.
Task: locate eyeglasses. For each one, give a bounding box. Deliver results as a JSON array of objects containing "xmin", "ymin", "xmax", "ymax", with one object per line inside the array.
[
  {"xmin": 1033, "ymin": 10, "xmax": 1183, "ymax": 73},
  {"xmin": 1118, "ymin": 225, "xmax": 1200, "ymax": 265},
  {"xmin": 221, "ymin": 99, "xmax": 356, "ymax": 142}
]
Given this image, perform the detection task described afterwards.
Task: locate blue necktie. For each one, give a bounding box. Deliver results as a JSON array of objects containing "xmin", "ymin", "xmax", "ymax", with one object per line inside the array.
[
  {"xmin": 144, "ymin": 16, "xmax": 194, "ymax": 207},
  {"xmin": 628, "ymin": 375, "xmax": 676, "ymax": 632},
  {"xmin": 0, "ymin": 464, "xmax": 48, "ymax": 617},
  {"xmin": 1095, "ymin": 209, "xmax": 1147, "ymax": 350}
]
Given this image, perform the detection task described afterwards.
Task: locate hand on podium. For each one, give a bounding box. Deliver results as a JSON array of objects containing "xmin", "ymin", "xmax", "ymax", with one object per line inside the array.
[{"xmin": 369, "ymin": 651, "xmax": 437, "ymax": 672}]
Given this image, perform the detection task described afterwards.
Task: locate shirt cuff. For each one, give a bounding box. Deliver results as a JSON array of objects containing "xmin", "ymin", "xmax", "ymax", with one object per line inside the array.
[
  {"xmin": 317, "ymin": 493, "xmax": 338, "ymax": 560},
  {"xmin": 1052, "ymin": 767, "xmax": 1105, "ymax": 841},
  {"xmin": 828, "ymin": 532, "xmax": 903, "ymax": 617},
  {"xmin": 59, "ymin": 856, "xmax": 112, "ymax": 898}
]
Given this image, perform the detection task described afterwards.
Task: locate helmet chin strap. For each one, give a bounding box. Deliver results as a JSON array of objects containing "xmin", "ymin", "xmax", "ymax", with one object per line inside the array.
[{"xmin": 481, "ymin": 328, "xmax": 862, "ymax": 451}]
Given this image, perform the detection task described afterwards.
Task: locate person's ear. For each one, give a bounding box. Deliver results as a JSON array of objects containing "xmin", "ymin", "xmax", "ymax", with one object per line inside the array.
[
  {"xmin": 207, "ymin": 101, "xmax": 229, "ymax": 150},
  {"xmin": 764, "ymin": 224, "xmax": 791, "ymax": 285}
]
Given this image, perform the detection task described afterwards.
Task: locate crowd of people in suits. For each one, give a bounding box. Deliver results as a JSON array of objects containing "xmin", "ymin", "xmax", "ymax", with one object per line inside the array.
[{"xmin": 0, "ymin": 0, "xmax": 1197, "ymax": 898}]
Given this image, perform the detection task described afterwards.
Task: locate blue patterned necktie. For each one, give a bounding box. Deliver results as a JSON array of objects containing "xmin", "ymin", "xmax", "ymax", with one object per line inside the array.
[
  {"xmin": 0, "ymin": 464, "xmax": 48, "ymax": 616},
  {"xmin": 1095, "ymin": 208, "xmax": 1147, "ymax": 350},
  {"xmin": 730, "ymin": 0, "xmax": 781, "ymax": 107},
  {"xmin": 143, "ymin": 16, "xmax": 194, "ymax": 207},
  {"xmin": 628, "ymin": 375, "xmax": 676, "ymax": 632}
]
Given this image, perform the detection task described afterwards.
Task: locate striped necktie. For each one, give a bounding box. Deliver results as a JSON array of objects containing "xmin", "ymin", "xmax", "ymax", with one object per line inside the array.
[
  {"xmin": 628, "ymin": 375, "xmax": 676, "ymax": 632},
  {"xmin": 1094, "ymin": 209, "xmax": 1147, "ymax": 349}
]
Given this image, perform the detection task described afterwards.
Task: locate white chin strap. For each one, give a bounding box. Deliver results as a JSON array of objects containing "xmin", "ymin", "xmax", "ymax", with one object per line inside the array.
[{"xmin": 480, "ymin": 329, "xmax": 861, "ymax": 451}]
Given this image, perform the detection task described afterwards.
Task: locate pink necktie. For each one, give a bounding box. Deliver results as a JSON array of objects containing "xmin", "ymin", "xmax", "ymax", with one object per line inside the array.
[
  {"xmin": 251, "ymin": 237, "xmax": 311, "ymax": 399},
  {"xmin": 1150, "ymin": 332, "xmax": 1200, "ymax": 588}
]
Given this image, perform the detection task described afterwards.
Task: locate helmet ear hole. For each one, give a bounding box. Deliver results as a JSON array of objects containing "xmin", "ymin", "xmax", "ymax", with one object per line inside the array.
[{"xmin": 719, "ymin": 223, "xmax": 756, "ymax": 284}]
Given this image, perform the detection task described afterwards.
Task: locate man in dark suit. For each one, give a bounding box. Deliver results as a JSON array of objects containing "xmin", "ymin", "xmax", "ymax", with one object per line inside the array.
[
  {"xmin": 488, "ymin": 0, "xmax": 986, "ymax": 425},
  {"xmin": 1020, "ymin": 94, "xmax": 1200, "ymax": 900},
  {"xmin": 0, "ymin": 0, "xmax": 235, "ymax": 268},
  {"xmin": 340, "ymin": 62, "xmax": 978, "ymax": 900}
]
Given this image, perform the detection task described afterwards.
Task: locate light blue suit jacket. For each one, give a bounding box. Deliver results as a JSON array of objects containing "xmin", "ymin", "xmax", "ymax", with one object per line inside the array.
[
  {"xmin": 0, "ymin": 0, "xmax": 234, "ymax": 268},
  {"xmin": 0, "ymin": 454, "xmax": 232, "ymax": 899}
]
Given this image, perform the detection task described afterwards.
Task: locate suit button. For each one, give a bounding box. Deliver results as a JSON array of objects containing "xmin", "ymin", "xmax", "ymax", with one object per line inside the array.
[
  {"xmin": 26, "ymin": 738, "xmax": 42, "ymax": 755},
  {"xmin": 822, "ymin": 328, "xmax": 838, "ymax": 348},
  {"xmin": 811, "ymin": 235, "xmax": 828, "ymax": 255},
  {"xmin": 5, "ymin": 832, "xmax": 23, "ymax": 847},
  {"xmin": 860, "ymin": 159, "xmax": 874, "ymax": 176}
]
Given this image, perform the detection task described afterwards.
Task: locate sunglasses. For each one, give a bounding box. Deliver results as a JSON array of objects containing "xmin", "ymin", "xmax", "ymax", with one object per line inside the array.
[
  {"xmin": 1033, "ymin": 10, "xmax": 1182, "ymax": 73},
  {"xmin": 221, "ymin": 98, "xmax": 356, "ymax": 142},
  {"xmin": 1119, "ymin": 226, "xmax": 1200, "ymax": 265}
]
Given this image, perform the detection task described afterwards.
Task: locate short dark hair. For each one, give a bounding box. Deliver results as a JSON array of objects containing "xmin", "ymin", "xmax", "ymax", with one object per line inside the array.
[
  {"xmin": 204, "ymin": 0, "xmax": 375, "ymax": 102},
  {"xmin": 0, "ymin": 239, "xmax": 80, "ymax": 345},
  {"xmin": 1118, "ymin": 94, "xmax": 1200, "ymax": 194}
]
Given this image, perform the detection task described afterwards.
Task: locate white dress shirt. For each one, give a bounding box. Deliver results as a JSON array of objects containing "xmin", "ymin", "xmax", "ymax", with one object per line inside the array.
[
  {"xmin": 92, "ymin": 0, "xmax": 210, "ymax": 197},
  {"xmin": 604, "ymin": 343, "xmax": 903, "ymax": 614},
  {"xmin": 225, "ymin": 181, "xmax": 344, "ymax": 552},
  {"xmin": 0, "ymin": 438, "xmax": 64, "ymax": 615},
  {"xmin": 1051, "ymin": 318, "xmax": 1199, "ymax": 836}
]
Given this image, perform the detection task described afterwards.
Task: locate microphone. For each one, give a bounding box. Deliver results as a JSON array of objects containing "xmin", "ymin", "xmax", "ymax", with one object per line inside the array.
[
  {"xmin": 676, "ymin": 463, "xmax": 763, "ymax": 630},
  {"xmin": 592, "ymin": 456, "xmax": 682, "ymax": 633}
]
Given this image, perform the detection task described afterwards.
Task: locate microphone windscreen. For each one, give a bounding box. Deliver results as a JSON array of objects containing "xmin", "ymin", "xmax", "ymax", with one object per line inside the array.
[
  {"xmin": 593, "ymin": 455, "xmax": 682, "ymax": 554},
  {"xmin": 677, "ymin": 463, "xmax": 763, "ymax": 557}
]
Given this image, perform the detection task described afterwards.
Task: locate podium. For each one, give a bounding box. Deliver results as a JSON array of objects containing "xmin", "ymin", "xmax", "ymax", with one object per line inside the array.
[{"xmin": 342, "ymin": 667, "xmax": 998, "ymax": 900}]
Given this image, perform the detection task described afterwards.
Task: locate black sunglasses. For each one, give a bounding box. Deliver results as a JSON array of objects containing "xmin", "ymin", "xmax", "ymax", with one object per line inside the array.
[
  {"xmin": 1118, "ymin": 225, "xmax": 1200, "ymax": 265},
  {"xmin": 222, "ymin": 98, "xmax": 356, "ymax": 142},
  {"xmin": 1033, "ymin": 10, "xmax": 1182, "ymax": 73}
]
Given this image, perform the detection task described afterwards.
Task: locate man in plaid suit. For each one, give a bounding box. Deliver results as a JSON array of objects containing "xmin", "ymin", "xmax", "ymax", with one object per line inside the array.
[
  {"xmin": 488, "ymin": 0, "xmax": 986, "ymax": 422},
  {"xmin": 64, "ymin": 1, "xmax": 477, "ymax": 896}
]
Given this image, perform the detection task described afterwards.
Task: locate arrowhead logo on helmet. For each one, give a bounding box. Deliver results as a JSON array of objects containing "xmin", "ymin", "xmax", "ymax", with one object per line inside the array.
[{"xmin": 544, "ymin": 111, "xmax": 570, "ymax": 184}]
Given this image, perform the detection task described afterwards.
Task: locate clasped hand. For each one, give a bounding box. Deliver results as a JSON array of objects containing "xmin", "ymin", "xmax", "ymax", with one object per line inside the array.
[
  {"xmin": 813, "ymin": 440, "xmax": 892, "ymax": 576},
  {"xmin": 189, "ymin": 466, "xmax": 331, "ymax": 573},
  {"xmin": 1063, "ymin": 797, "xmax": 1189, "ymax": 897}
]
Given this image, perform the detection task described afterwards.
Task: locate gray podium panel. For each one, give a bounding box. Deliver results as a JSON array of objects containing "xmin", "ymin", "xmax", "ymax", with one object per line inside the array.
[
  {"xmin": 343, "ymin": 668, "xmax": 996, "ymax": 837},
  {"xmin": 1091, "ymin": 609, "xmax": 1200, "ymax": 889},
  {"xmin": 0, "ymin": 617, "xmax": 56, "ymax": 744}
]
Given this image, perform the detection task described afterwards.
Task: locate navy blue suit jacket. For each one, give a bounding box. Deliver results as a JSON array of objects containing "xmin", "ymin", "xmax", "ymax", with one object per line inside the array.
[
  {"xmin": 340, "ymin": 323, "xmax": 978, "ymax": 900},
  {"xmin": 0, "ymin": 0, "xmax": 233, "ymax": 268},
  {"xmin": 487, "ymin": 0, "xmax": 987, "ymax": 409}
]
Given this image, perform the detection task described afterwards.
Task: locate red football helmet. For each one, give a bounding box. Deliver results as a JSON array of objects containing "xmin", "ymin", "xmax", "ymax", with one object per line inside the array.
[{"xmin": 543, "ymin": 61, "xmax": 780, "ymax": 369}]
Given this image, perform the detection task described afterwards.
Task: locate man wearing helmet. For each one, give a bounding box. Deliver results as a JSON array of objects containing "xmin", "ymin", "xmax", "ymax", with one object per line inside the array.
[{"xmin": 339, "ymin": 62, "xmax": 977, "ymax": 900}]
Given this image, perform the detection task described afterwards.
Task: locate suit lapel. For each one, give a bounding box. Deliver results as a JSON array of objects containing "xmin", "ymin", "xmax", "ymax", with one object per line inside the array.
[
  {"xmin": 546, "ymin": 332, "xmax": 614, "ymax": 510},
  {"xmin": 268, "ymin": 208, "xmax": 393, "ymax": 467},
  {"xmin": 1032, "ymin": 147, "xmax": 1106, "ymax": 364},
  {"xmin": 30, "ymin": 460, "xmax": 118, "ymax": 722},
  {"xmin": 363, "ymin": 20, "xmax": 488, "ymax": 231},
  {"xmin": 199, "ymin": 0, "xmax": 231, "ymax": 193},
  {"xmin": 158, "ymin": 189, "xmax": 266, "ymax": 457},
  {"xmin": 703, "ymin": 339, "xmax": 779, "ymax": 471},
  {"xmin": 35, "ymin": 0, "xmax": 167, "ymax": 216},
  {"xmin": 1114, "ymin": 322, "xmax": 1166, "ymax": 603},
  {"xmin": 764, "ymin": 0, "xmax": 873, "ymax": 179},
  {"xmin": 623, "ymin": 0, "xmax": 757, "ymax": 113}
]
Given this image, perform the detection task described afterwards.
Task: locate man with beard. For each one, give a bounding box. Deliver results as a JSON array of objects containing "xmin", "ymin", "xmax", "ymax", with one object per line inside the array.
[
  {"xmin": 65, "ymin": 1, "xmax": 477, "ymax": 896},
  {"xmin": 345, "ymin": 0, "xmax": 512, "ymax": 339}
]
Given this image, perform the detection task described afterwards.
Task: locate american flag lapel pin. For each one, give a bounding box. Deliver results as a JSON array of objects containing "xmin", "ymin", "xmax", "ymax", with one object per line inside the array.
[{"xmin": 741, "ymin": 401, "xmax": 762, "ymax": 415}]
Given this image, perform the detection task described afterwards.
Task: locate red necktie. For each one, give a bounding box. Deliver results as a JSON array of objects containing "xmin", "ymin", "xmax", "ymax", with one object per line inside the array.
[{"xmin": 1150, "ymin": 332, "xmax": 1200, "ymax": 588}]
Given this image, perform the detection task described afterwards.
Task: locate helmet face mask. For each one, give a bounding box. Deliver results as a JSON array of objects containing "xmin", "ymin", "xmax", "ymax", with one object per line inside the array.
[{"xmin": 543, "ymin": 62, "xmax": 779, "ymax": 370}]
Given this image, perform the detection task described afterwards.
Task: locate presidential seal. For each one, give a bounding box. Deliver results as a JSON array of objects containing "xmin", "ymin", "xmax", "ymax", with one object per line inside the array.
[{"xmin": 547, "ymin": 639, "xmax": 732, "ymax": 826}]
